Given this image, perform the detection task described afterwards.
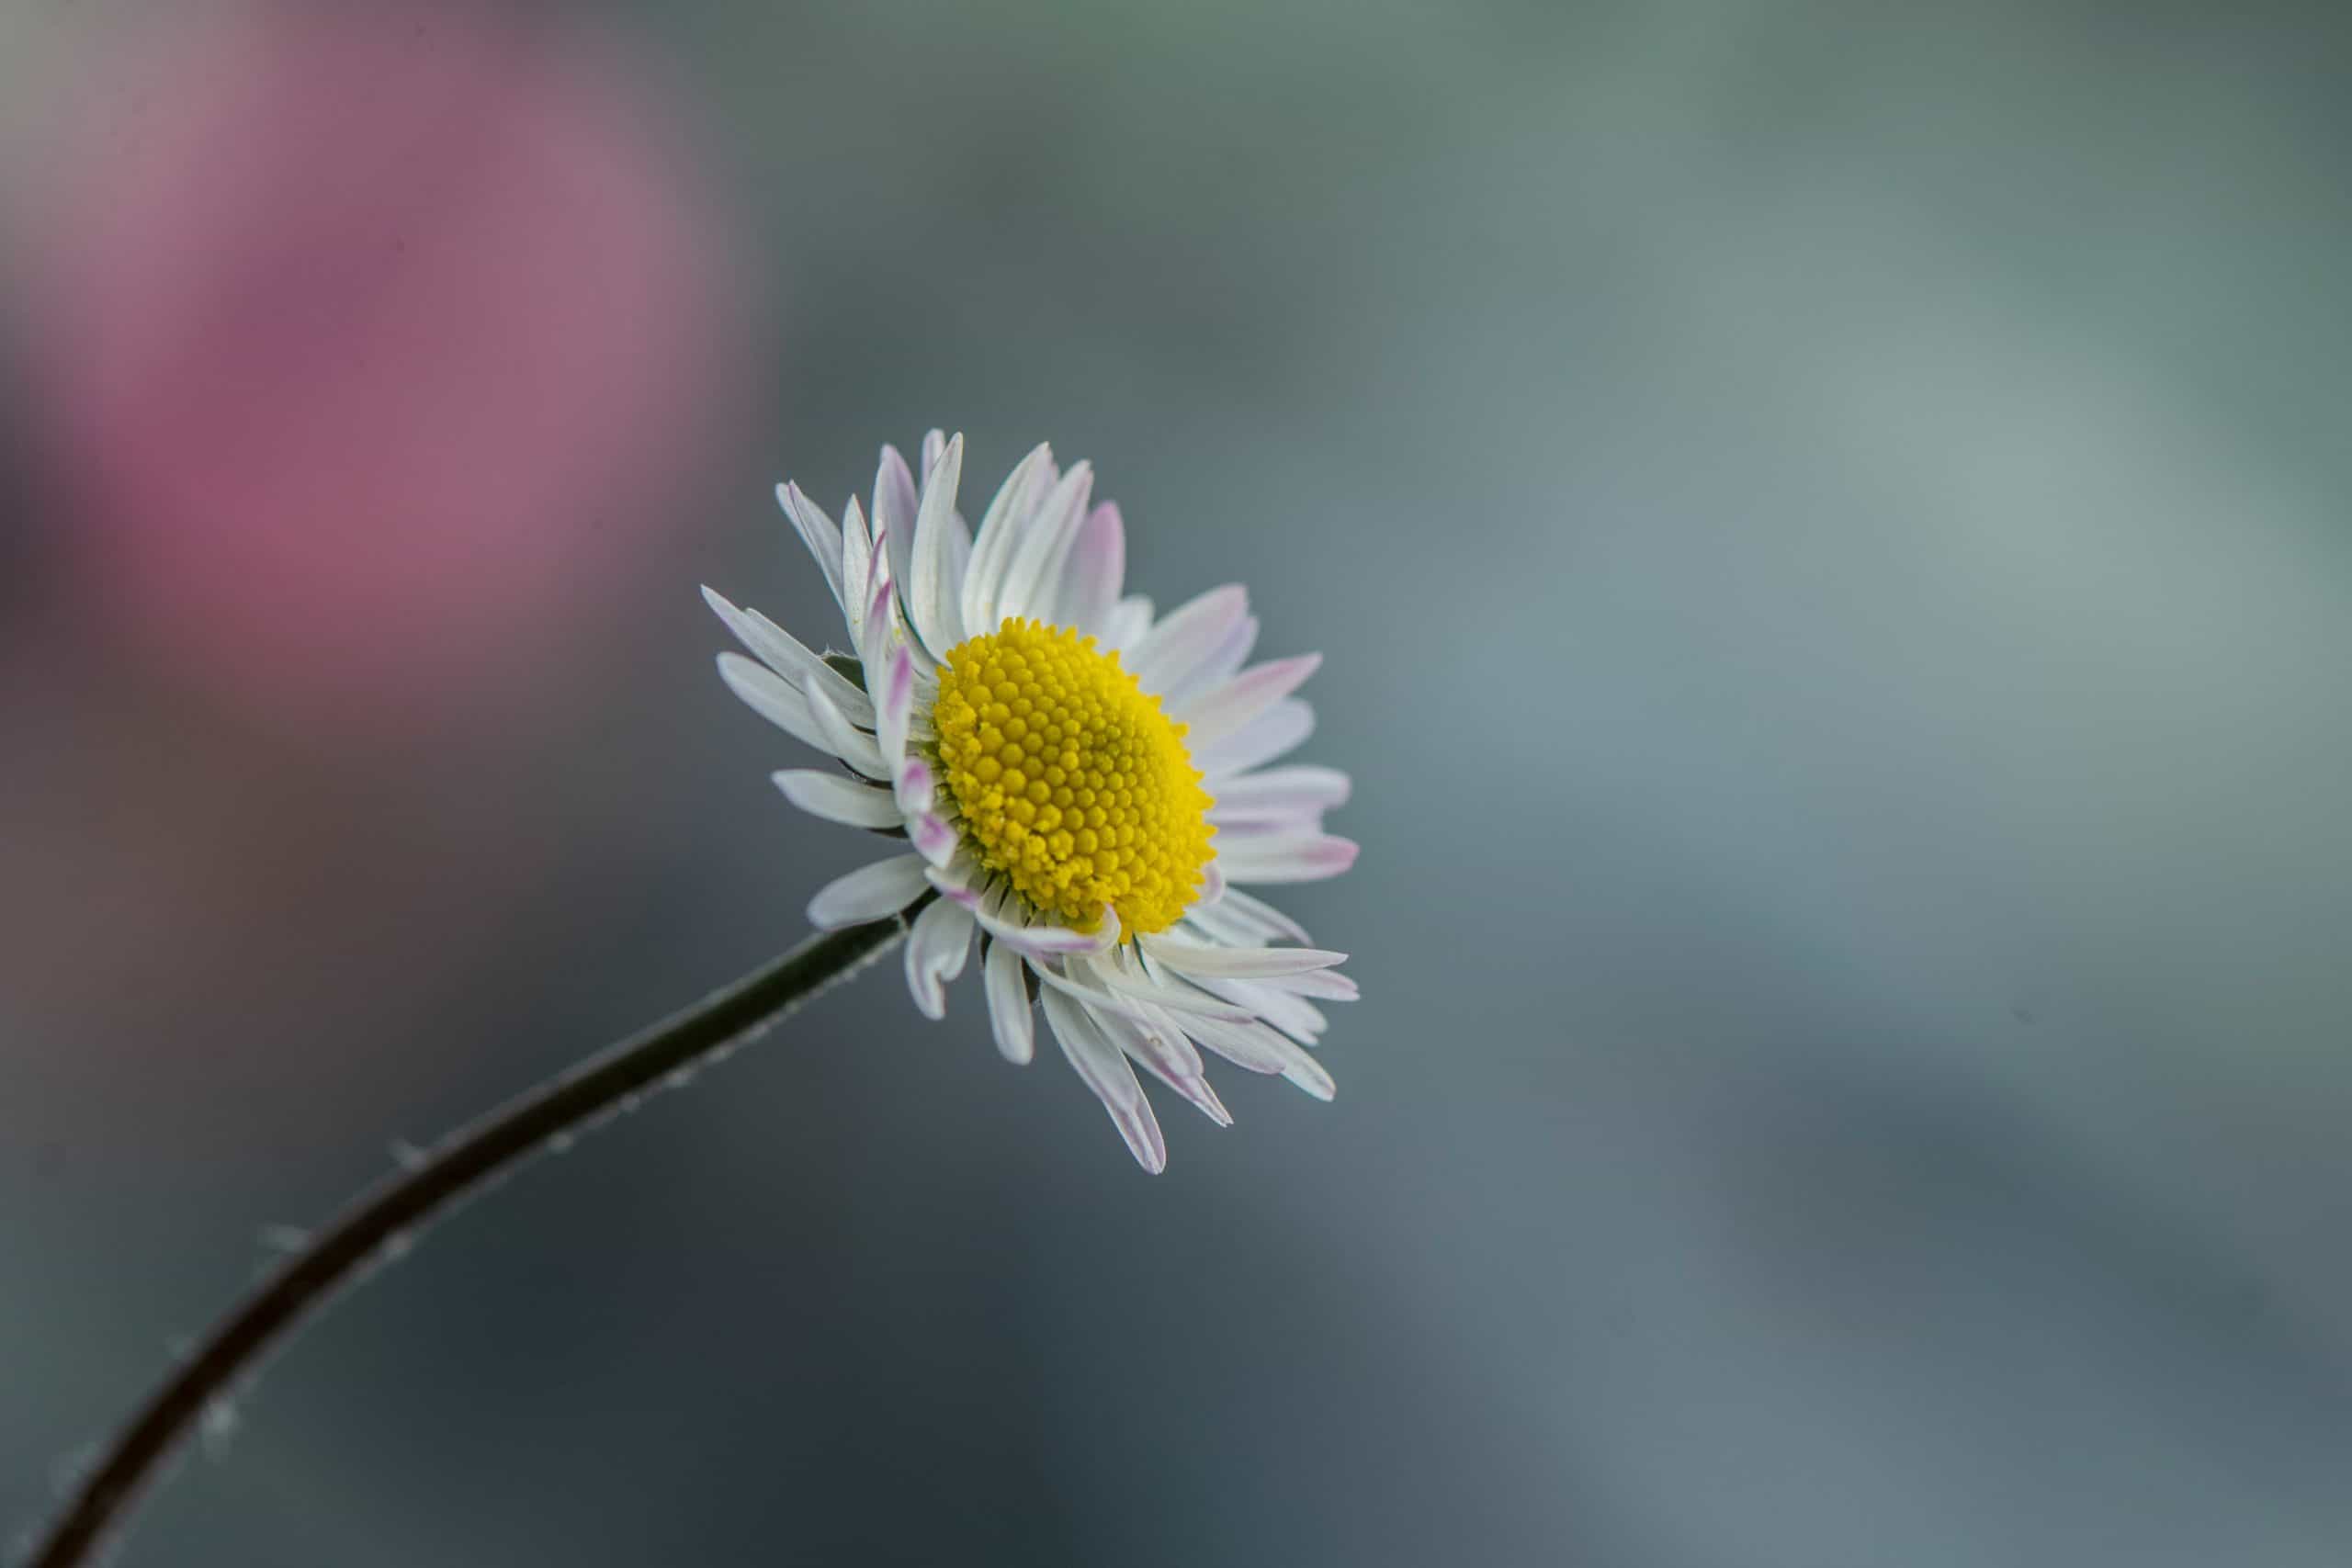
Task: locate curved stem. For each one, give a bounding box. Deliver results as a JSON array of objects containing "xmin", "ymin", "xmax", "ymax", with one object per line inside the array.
[{"xmin": 29, "ymin": 911, "xmax": 915, "ymax": 1568}]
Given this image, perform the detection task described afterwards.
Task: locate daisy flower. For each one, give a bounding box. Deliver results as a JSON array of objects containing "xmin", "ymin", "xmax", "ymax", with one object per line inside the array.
[{"xmin": 704, "ymin": 430, "xmax": 1357, "ymax": 1169}]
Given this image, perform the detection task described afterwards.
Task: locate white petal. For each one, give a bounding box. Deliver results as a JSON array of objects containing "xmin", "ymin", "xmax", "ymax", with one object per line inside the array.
[
  {"xmin": 1136, "ymin": 933, "xmax": 1346, "ymax": 978},
  {"xmin": 1262, "ymin": 967, "xmax": 1360, "ymax": 1001},
  {"xmin": 956, "ymin": 886, "xmax": 1109, "ymax": 957},
  {"xmin": 1193, "ymin": 974, "xmax": 1329, "ymax": 1044},
  {"xmin": 894, "ymin": 754, "xmax": 936, "ymax": 817},
  {"xmin": 716, "ymin": 653, "xmax": 839, "ymax": 759},
  {"xmin": 1218, "ymin": 886, "xmax": 1313, "ymax": 943},
  {"xmin": 984, "ymin": 936, "xmax": 1035, "ymax": 1064},
  {"xmin": 774, "ymin": 483, "xmax": 846, "ymax": 609},
  {"xmin": 921, "ymin": 428, "xmax": 946, "ymax": 473},
  {"xmin": 874, "ymin": 443, "xmax": 922, "ymax": 635},
  {"xmin": 1271, "ymin": 1033, "xmax": 1337, "ymax": 1101},
  {"xmin": 1077, "ymin": 967, "xmax": 1208, "ymax": 1079},
  {"xmin": 1209, "ymin": 765, "xmax": 1351, "ymax": 821},
  {"xmin": 876, "ymin": 644, "xmax": 916, "ymax": 770},
  {"xmin": 1041, "ymin": 987, "xmax": 1167, "ymax": 1173},
  {"xmin": 1100, "ymin": 594, "xmax": 1155, "ymax": 655},
  {"xmin": 1158, "ymin": 614, "xmax": 1257, "ymax": 710},
  {"xmin": 910, "ymin": 811, "xmax": 959, "ymax": 867},
  {"xmin": 1079, "ymin": 951, "xmax": 1258, "ymax": 1020},
  {"xmin": 772, "ymin": 769, "xmax": 901, "ymax": 829},
  {"xmin": 1216, "ymin": 832, "xmax": 1360, "ymax": 885},
  {"xmin": 1194, "ymin": 698, "xmax": 1315, "ymax": 778},
  {"xmin": 1083, "ymin": 998, "xmax": 1228, "ymax": 1126},
  {"xmin": 961, "ymin": 443, "xmax": 1055, "ymax": 636},
  {"xmin": 1028, "ymin": 953, "xmax": 1164, "ymax": 1024},
  {"xmin": 922, "ymin": 849, "xmax": 985, "ymax": 904},
  {"xmin": 1144, "ymin": 1059, "xmax": 1234, "ymax": 1127},
  {"xmin": 702, "ymin": 586, "xmax": 875, "ymax": 725},
  {"xmin": 856, "ymin": 541, "xmax": 895, "ymax": 672},
  {"xmin": 807, "ymin": 855, "xmax": 930, "ymax": 930},
  {"xmin": 1166, "ymin": 1009, "xmax": 1295, "ymax": 1076},
  {"xmin": 1053, "ymin": 502, "xmax": 1125, "ymax": 637},
  {"xmin": 903, "ymin": 897, "xmax": 975, "ymax": 1020},
  {"xmin": 1208, "ymin": 813, "xmax": 1329, "ymax": 844},
  {"xmin": 1127, "ymin": 584, "xmax": 1247, "ymax": 694},
  {"xmin": 906, "ymin": 433, "xmax": 968, "ymax": 657},
  {"xmin": 944, "ymin": 505, "xmax": 973, "ymax": 627},
  {"xmin": 1175, "ymin": 655, "xmax": 1322, "ymax": 751},
  {"xmin": 805, "ymin": 682, "xmax": 888, "ymax": 779},
  {"xmin": 840, "ymin": 497, "xmax": 875, "ymax": 650},
  {"xmin": 1179, "ymin": 898, "xmax": 1272, "ymax": 951},
  {"xmin": 996, "ymin": 461, "xmax": 1093, "ymax": 625}
]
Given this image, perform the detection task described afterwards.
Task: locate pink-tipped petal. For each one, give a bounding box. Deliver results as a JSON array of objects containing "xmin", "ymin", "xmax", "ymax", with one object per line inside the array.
[
  {"xmin": 1193, "ymin": 698, "xmax": 1315, "ymax": 778},
  {"xmin": 876, "ymin": 644, "xmax": 916, "ymax": 768},
  {"xmin": 895, "ymin": 755, "xmax": 936, "ymax": 817},
  {"xmin": 1152, "ymin": 611, "xmax": 1261, "ymax": 715},
  {"xmin": 1127, "ymin": 584, "xmax": 1248, "ymax": 694},
  {"xmin": 1176, "ymin": 654, "xmax": 1322, "ymax": 750},
  {"xmin": 773, "ymin": 769, "xmax": 901, "ymax": 829},
  {"xmin": 1215, "ymin": 832, "xmax": 1360, "ymax": 886},
  {"xmin": 923, "ymin": 853, "xmax": 985, "ymax": 907},
  {"xmin": 1155, "ymin": 613, "xmax": 1257, "ymax": 710},
  {"xmin": 910, "ymin": 811, "xmax": 959, "ymax": 866},
  {"xmin": 1209, "ymin": 765, "xmax": 1351, "ymax": 819},
  {"xmin": 839, "ymin": 496, "xmax": 876, "ymax": 649},
  {"xmin": 807, "ymin": 855, "xmax": 931, "ymax": 930},
  {"xmin": 858, "ymin": 549, "xmax": 896, "ymax": 672},
  {"xmin": 1051, "ymin": 501, "xmax": 1125, "ymax": 636},
  {"xmin": 980, "ymin": 911, "xmax": 1109, "ymax": 959}
]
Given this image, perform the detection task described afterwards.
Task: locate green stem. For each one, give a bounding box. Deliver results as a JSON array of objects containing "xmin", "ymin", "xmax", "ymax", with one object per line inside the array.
[{"xmin": 29, "ymin": 910, "xmax": 916, "ymax": 1568}]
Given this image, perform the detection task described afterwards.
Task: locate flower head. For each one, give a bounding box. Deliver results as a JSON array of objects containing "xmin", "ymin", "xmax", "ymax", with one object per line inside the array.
[{"xmin": 707, "ymin": 431, "xmax": 1357, "ymax": 1169}]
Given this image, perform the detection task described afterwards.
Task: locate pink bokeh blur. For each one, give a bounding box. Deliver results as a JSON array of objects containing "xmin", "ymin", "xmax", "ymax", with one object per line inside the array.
[
  {"xmin": 0, "ymin": 2, "xmax": 763, "ymax": 1110},
  {"xmin": 9, "ymin": 0, "xmax": 747, "ymax": 732}
]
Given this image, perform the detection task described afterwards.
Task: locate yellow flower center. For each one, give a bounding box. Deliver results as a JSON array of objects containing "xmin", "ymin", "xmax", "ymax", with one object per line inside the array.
[{"xmin": 931, "ymin": 618, "xmax": 1215, "ymax": 935}]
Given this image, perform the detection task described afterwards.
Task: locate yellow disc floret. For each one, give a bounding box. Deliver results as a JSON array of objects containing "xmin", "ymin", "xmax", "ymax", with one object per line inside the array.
[{"xmin": 931, "ymin": 618, "xmax": 1215, "ymax": 935}]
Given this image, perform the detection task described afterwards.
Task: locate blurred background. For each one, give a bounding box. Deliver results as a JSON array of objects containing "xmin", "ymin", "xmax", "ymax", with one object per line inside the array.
[{"xmin": 5, "ymin": 0, "xmax": 2350, "ymax": 1562}]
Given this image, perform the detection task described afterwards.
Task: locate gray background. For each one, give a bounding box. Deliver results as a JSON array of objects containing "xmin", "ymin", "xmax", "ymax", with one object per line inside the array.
[{"xmin": 6, "ymin": 0, "xmax": 2351, "ymax": 1563}]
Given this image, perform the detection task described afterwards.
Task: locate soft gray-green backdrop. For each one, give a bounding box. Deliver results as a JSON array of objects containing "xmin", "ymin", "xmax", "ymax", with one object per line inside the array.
[{"xmin": 6, "ymin": 1, "xmax": 2349, "ymax": 1563}]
